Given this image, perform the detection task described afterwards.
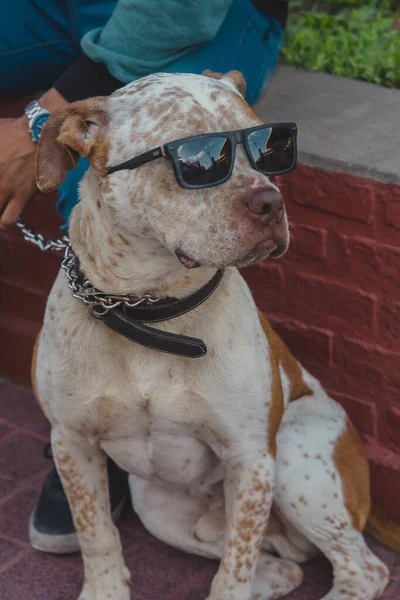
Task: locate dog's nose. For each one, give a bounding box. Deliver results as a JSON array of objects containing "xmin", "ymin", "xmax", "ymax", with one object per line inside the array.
[{"xmin": 246, "ymin": 188, "xmax": 284, "ymax": 225}]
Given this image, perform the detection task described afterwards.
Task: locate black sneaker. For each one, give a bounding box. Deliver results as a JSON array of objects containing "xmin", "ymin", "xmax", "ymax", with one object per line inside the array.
[{"xmin": 29, "ymin": 444, "xmax": 129, "ymax": 554}]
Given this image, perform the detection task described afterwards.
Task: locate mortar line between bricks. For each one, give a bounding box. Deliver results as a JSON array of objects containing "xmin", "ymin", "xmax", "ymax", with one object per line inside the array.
[
  {"xmin": 0, "ymin": 533, "xmax": 30, "ymax": 551},
  {"xmin": 0, "ymin": 422, "xmax": 49, "ymax": 445},
  {"xmin": 0, "ymin": 548, "xmax": 27, "ymax": 575},
  {"xmin": 0, "ymin": 465, "xmax": 50, "ymax": 508},
  {"xmin": 0, "ymin": 414, "xmax": 50, "ymax": 443},
  {"xmin": 13, "ymin": 426, "xmax": 50, "ymax": 443},
  {"xmin": 53, "ymin": 555, "xmax": 84, "ymax": 574},
  {"xmin": 0, "ymin": 533, "xmax": 84, "ymax": 575},
  {"xmin": 0, "ymin": 417, "xmax": 15, "ymax": 427},
  {"xmin": 0, "ymin": 430, "xmax": 18, "ymax": 447},
  {"xmin": 340, "ymin": 335, "xmax": 400, "ymax": 357},
  {"xmin": 269, "ymin": 315, "xmax": 335, "ymax": 336}
]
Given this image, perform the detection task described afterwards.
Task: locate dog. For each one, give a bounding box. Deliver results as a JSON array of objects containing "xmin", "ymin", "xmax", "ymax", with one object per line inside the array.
[{"xmin": 32, "ymin": 71, "xmax": 389, "ymax": 600}]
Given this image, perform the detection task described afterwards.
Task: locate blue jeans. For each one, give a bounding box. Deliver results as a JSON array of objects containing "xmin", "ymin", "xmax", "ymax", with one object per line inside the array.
[{"xmin": 0, "ymin": 0, "xmax": 283, "ymax": 228}]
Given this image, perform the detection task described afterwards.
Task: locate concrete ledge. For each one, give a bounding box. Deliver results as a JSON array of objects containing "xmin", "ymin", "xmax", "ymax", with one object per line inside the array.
[{"xmin": 255, "ymin": 65, "xmax": 400, "ymax": 185}]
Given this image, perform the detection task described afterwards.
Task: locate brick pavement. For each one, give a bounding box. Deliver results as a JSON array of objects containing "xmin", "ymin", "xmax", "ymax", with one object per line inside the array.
[{"xmin": 0, "ymin": 377, "xmax": 398, "ymax": 599}]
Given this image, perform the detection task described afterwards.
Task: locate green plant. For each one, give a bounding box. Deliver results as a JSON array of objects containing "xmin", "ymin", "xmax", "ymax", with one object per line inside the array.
[{"xmin": 281, "ymin": 2, "xmax": 400, "ymax": 88}]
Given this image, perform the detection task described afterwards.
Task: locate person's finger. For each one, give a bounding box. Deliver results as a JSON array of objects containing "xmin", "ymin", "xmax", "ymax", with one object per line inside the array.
[
  {"xmin": 0, "ymin": 194, "xmax": 31, "ymax": 229},
  {"xmin": 0, "ymin": 191, "xmax": 12, "ymax": 224},
  {"xmin": 0, "ymin": 183, "xmax": 12, "ymax": 210}
]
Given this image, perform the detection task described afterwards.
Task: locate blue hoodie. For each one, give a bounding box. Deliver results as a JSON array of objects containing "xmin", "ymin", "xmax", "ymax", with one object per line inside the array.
[{"xmin": 81, "ymin": 0, "xmax": 233, "ymax": 84}]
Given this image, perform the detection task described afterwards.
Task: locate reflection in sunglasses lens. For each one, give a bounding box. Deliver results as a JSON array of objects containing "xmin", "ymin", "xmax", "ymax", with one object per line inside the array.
[
  {"xmin": 177, "ymin": 137, "xmax": 232, "ymax": 186},
  {"xmin": 247, "ymin": 127, "xmax": 294, "ymax": 174}
]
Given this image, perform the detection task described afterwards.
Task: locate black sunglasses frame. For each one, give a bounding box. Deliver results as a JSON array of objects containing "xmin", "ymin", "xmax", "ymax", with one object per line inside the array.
[{"xmin": 107, "ymin": 122, "xmax": 298, "ymax": 189}]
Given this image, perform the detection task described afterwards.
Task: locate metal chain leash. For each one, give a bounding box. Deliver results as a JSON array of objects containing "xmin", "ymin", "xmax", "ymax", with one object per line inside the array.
[
  {"xmin": 16, "ymin": 218, "xmax": 160, "ymax": 318},
  {"xmin": 61, "ymin": 244, "xmax": 161, "ymax": 318},
  {"xmin": 17, "ymin": 218, "xmax": 70, "ymax": 252}
]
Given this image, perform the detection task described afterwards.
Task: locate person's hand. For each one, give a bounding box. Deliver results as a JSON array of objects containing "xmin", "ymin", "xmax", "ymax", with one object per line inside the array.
[
  {"xmin": 0, "ymin": 88, "xmax": 68, "ymax": 229},
  {"xmin": 0, "ymin": 116, "xmax": 38, "ymax": 229}
]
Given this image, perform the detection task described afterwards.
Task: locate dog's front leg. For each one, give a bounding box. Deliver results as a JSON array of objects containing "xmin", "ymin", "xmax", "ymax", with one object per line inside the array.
[
  {"xmin": 209, "ymin": 449, "xmax": 274, "ymax": 600},
  {"xmin": 51, "ymin": 427, "xmax": 130, "ymax": 600}
]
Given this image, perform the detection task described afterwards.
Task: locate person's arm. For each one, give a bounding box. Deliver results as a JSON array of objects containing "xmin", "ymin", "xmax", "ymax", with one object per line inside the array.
[
  {"xmin": 53, "ymin": 0, "xmax": 233, "ymax": 102},
  {"xmin": 0, "ymin": 88, "xmax": 68, "ymax": 229},
  {"xmin": 52, "ymin": 1, "xmax": 289, "ymax": 104},
  {"xmin": 0, "ymin": 0, "xmax": 233, "ymax": 228}
]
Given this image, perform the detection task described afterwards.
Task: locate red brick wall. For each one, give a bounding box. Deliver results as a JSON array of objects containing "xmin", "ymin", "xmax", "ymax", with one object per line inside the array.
[
  {"xmin": 0, "ymin": 97, "xmax": 62, "ymax": 383},
  {"xmin": 244, "ymin": 164, "xmax": 400, "ymax": 523},
  {"xmin": 0, "ymin": 194, "xmax": 62, "ymax": 382}
]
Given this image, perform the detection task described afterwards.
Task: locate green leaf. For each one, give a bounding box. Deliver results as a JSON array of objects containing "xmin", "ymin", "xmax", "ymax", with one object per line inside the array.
[{"xmin": 282, "ymin": 3, "xmax": 400, "ymax": 88}]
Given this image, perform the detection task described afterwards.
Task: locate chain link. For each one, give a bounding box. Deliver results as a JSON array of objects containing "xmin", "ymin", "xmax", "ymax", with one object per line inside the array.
[
  {"xmin": 17, "ymin": 218, "xmax": 69, "ymax": 252},
  {"xmin": 61, "ymin": 245, "xmax": 160, "ymax": 318},
  {"xmin": 17, "ymin": 218, "xmax": 160, "ymax": 318}
]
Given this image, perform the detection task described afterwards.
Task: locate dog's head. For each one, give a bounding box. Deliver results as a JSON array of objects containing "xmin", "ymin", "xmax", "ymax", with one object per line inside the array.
[{"xmin": 37, "ymin": 71, "xmax": 289, "ymax": 270}]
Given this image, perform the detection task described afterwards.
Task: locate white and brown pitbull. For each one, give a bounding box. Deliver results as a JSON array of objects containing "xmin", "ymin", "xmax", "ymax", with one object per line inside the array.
[{"xmin": 32, "ymin": 71, "xmax": 389, "ymax": 600}]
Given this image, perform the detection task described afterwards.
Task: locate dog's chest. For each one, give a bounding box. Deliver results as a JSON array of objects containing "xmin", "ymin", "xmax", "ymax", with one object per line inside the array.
[
  {"xmin": 40, "ymin": 268, "xmax": 270, "ymax": 487},
  {"xmin": 78, "ymin": 367, "xmax": 219, "ymax": 487}
]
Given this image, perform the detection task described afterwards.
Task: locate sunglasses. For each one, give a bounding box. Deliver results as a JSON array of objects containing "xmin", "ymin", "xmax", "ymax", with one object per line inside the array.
[{"xmin": 107, "ymin": 122, "xmax": 298, "ymax": 189}]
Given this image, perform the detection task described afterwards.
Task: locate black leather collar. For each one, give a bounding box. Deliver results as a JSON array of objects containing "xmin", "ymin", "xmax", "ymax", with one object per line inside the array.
[
  {"xmin": 102, "ymin": 269, "xmax": 224, "ymax": 358},
  {"xmin": 73, "ymin": 255, "xmax": 224, "ymax": 358}
]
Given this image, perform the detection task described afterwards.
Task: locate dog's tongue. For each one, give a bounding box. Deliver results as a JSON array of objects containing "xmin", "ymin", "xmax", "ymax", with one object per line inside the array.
[{"xmin": 176, "ymin": 252, "xmax": 201, "ymax": 269}]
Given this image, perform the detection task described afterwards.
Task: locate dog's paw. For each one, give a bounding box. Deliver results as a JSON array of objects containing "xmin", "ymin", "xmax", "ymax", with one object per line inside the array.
[
  {"xmin": 78, "ymin": 583, "xmax": 130, "ymax": 600},
  {"xmin": 77, "ymin": 564, "xmax": 131, "ymax": 600},
  {"xmin": 251, "ymin": 552, "xmax": 303, "ymax": 599}
]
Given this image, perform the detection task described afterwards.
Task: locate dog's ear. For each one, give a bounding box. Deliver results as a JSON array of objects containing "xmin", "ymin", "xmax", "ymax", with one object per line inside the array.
[
  {"xmin": 36, "ymin": 98, "xmax": 109, "ymax": 192},
  {"xmin": 202, "ymin": 70, "xmax": 246, "ymax": 97}
]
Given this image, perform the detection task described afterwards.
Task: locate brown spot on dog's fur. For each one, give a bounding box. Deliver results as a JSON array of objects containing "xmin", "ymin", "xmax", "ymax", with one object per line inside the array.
[
  {"xmin": 202, "ymin": 70, "xmax": 247, "ymax": 97},
  {"xmin": 54, "ymin": 450, "xmax": 101, "ymax": 538},
  {"xmin": 118, "ymin": 233, "xmax": 130, "ymax": 246},
  {"xmin": 334, "ymin": 418, "xmax": 370, "ymax": 531},
  {"xmin": 266, "ymin": 340, "xmax": 284, "ymax": 457},
  {"xmin": 102, "ymin": 180, "xmax": 112, "ymax": 194},
  {"xmin": 258, "ymin": 310, "xmax": 313, "ymax": 402}
]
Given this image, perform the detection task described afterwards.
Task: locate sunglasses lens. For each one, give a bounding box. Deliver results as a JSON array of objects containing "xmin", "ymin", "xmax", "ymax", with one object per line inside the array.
[
  {"xmin": 177, "ymin": 137, "xmax": 232, "ymax": 187},
  {"xmin": 247, "ymin": 127, "xmax": 295, "ymax": 174}
]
